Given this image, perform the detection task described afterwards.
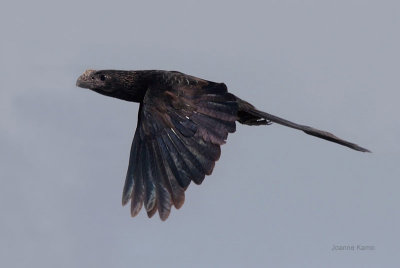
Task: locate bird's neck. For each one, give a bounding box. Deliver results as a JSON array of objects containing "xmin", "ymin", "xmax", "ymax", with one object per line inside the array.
[{"xmin": 106, "ymin": 70, "xmax": 153, "ymax": 102}]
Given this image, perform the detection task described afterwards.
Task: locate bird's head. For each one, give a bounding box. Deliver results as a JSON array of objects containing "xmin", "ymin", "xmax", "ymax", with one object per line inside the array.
[
  {"xmin": 76, "ymin": 69, "xmax": 113, "ymax": 92},
  {"xmin": 76, "ymin": 69, "xmax": 146, "ymax": 102}
]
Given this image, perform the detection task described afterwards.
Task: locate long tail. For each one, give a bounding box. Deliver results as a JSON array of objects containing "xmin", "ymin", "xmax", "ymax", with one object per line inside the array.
[{"xmin": 235, "ymin": 97, "xmax": 370, "ymax": 152}]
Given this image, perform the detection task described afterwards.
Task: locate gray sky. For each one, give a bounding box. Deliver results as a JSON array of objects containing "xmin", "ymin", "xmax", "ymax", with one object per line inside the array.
[{"xmin": 1, "ymin": 0, "xmax": 399, "ymax": 267}]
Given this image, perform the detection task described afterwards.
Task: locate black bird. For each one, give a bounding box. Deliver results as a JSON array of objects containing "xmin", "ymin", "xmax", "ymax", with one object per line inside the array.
[{"xmin": 76, "ymin": 69, "xmax": 370, "ymax": 220}]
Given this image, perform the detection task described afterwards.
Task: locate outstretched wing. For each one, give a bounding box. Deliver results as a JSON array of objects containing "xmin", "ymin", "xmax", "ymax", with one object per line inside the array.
[{"xmin": 122, "ymin": 73, "xmax": 238, "ymax": 220}]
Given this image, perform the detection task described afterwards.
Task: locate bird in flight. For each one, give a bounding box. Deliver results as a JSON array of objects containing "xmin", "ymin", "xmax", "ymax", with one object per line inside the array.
[{"xmin": 76, "ymin": 69, "xmax": 369, "ymax": 220}]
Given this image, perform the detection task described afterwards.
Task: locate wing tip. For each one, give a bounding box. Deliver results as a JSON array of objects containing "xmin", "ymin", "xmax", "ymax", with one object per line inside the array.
[
  {"xmin": 159, "ymin": 211, "xmax": 171, "ymax": 221},
  {"xmin": 122, "ymin": 195, "xmax": 130, "ymax": 206}
]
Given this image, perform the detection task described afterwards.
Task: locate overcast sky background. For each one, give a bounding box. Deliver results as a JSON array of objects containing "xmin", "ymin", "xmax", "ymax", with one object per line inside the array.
[{"xmin": 1, "ymin": 0, "xmax": 399, "ymax": 267}]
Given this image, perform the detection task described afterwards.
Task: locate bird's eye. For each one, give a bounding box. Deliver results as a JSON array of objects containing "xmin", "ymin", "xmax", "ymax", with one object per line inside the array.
[
  {"xmin": 100, "ymin": 74, "xmax": 106, "ymax": 81},
  {"xmin": 91, "ymin": 76, "xmax": 95, "ymax": 80}
]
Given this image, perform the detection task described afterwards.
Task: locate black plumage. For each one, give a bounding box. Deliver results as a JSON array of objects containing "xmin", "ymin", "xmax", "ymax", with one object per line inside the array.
[{"xmin": 76, "ymin": 69, "xmax": 370, "ymax": 221}]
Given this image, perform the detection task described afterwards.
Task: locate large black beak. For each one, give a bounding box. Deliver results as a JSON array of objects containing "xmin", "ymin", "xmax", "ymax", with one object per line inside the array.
[
  {"xmin": 76, "ymin": 69, "xmax": 96, "ymax": 88},
  {"xmin": 76, "ymin": 77, "xmax": 84, "ymax": 87}
]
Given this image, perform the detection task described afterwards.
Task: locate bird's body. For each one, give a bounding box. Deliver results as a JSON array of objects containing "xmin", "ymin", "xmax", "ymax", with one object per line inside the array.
[{"xmin": 76, "ymin": 69, "xmax": 369, "ymax": 220}]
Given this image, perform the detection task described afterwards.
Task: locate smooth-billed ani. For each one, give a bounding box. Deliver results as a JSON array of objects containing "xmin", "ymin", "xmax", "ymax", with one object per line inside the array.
[{"xmin": 76, "ymin": 69, "xmax": 370, "ymax": 221}]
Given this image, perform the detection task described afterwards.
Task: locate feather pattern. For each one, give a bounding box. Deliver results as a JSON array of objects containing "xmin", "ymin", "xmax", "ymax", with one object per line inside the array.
[{"xmin": 122, "ymin": 72, "xmax": 238, "ymax": 220}]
